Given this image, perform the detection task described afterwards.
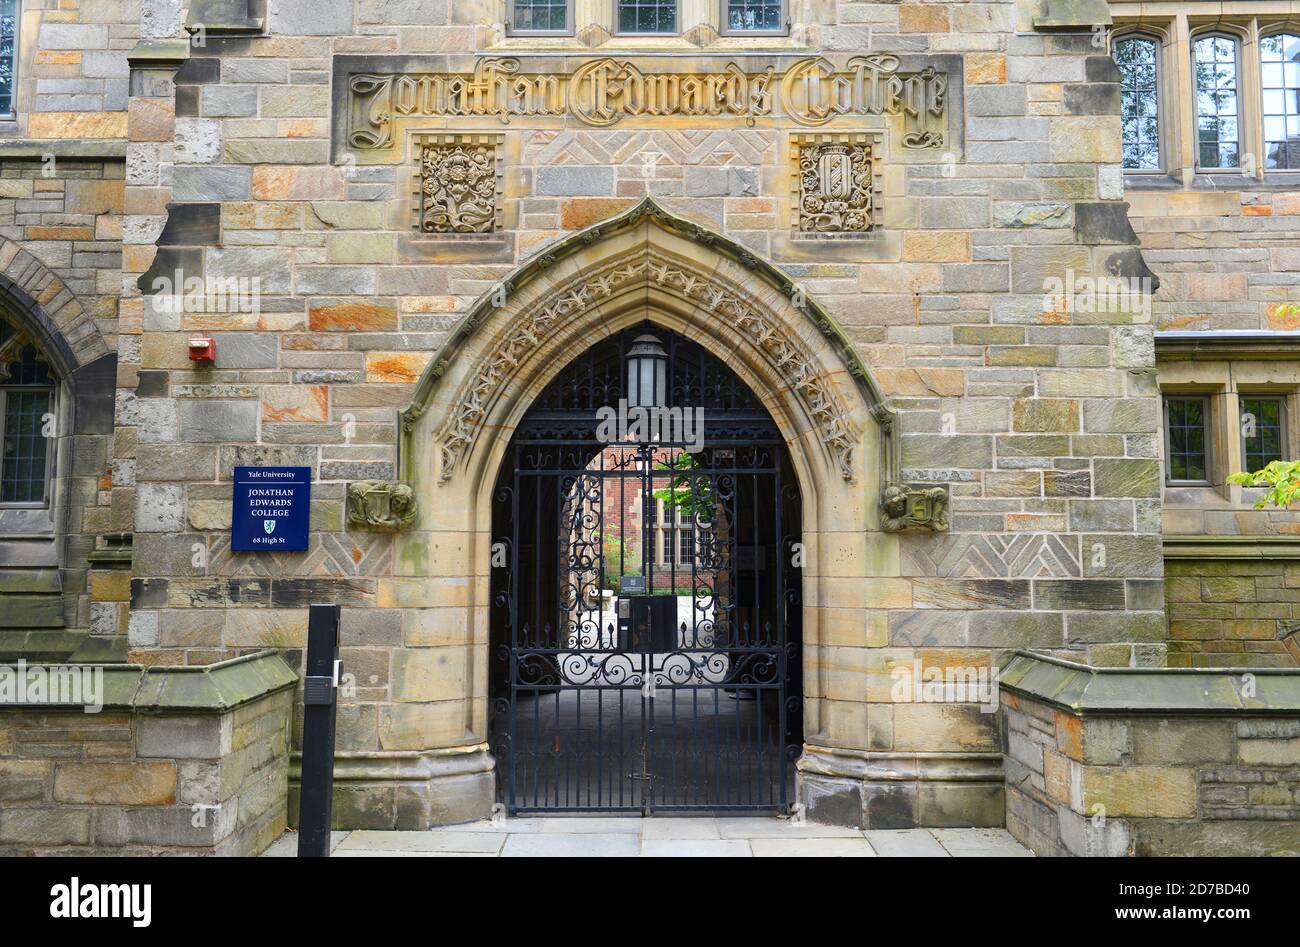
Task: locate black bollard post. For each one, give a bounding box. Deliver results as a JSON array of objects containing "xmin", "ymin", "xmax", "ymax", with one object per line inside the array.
[{"xmin": 297, "ymin": 603, "xmax": 341, "ymax": 857}]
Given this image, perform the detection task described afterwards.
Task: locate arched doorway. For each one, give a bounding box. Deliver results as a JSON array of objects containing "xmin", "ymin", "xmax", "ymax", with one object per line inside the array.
[
  {"xmin": 488, "ymin": 325, "xmax": 803, "ymax": 814},
  {"xmin": 391, "ymin": 199, "xmax": 912, "ymax": 829}
]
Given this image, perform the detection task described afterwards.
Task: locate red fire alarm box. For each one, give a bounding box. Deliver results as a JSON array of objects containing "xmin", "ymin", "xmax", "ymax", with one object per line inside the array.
[{"xmin": 187, "ymin": 337, "xmax": 216, "ymax": 362}]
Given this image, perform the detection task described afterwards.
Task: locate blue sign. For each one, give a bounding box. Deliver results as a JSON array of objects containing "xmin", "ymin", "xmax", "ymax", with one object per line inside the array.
[{"xmin": 231, "ymin": 466, "xmax": 311, "ymax": 552}]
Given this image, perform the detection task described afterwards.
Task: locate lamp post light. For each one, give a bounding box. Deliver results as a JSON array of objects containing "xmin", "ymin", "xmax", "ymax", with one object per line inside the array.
[{"xmin": 626, "ymin": 333, "xmax": 668, "ymax": 411}]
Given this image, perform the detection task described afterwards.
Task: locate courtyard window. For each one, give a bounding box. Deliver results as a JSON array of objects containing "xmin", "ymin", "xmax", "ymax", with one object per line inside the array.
[
  {"xmin": 1164, "ymin": 396, "xmax": 1211, "ymax": 484},
  {"xmin": 1260, "ymin": 32, "xmax": 1300, "ymax": 170},
  {"xmin": 509, "ymin": 0, "xmax": 571, "ymax": 34},
  {"xmin": 1114, "ymin": 35, "xmax": 1162, "ymax": 170},
  {"xmin": 0, "ymin": 320, "xmax": 55, "ymax": 505},
  {"xmin": 1240, "ymin": 396, "xmax": 1287, "ymax": 471},
  {"xmin": 1193, "ymin": 34, "xmax": 1241, "ymax": 169},
  {"xmin": 723, "ymin": 0, "xmax": 784, "ymax": 34},
  {"xmin": 617, "ymin": 0, "xmax": 677, "ymax": 34},
  {"xmin": 0, "ymin": 0, "xmax": 16, "ymax": 118},
  {"xmin": 653, "ymin": 497, "xmax": 696, "ymax": 567}
]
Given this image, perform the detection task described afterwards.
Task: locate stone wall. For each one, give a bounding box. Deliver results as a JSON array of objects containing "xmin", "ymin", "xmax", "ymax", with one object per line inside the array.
[
  {"xmin": 0, "ymin": 0, "xmax": 133, "ymax": 657},
  {"xmin": 0, "ymin": 650, "xmax": 294, "ymax": 855},
  {"xmin": 100, "ymin": 0, "xmax": 1172, "ymax": 828},
  {"xmin": 1000, "ymin": 652, "xmax": 1300, "ymax": 856},
  {"xmin": 1165, "ymin": 558, "xmax": 1300, "ymax": 668}
]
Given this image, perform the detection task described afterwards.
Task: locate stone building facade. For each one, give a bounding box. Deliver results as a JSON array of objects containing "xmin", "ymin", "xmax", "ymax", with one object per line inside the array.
[{"xmin": 0, "ymin": 0, "xmax": 1297, "ymax": 852}]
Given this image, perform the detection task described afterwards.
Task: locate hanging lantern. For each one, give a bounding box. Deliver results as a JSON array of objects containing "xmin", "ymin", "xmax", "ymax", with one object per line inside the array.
[{"xmin": 626, "ymin": 333, "xmax": 668, "ymax": 410}]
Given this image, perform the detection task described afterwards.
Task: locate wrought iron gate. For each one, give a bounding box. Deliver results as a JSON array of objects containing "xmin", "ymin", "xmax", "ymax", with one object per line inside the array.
[{"xmin": 489, "ymin": 327, "xmax": 802, "ymax": 814}]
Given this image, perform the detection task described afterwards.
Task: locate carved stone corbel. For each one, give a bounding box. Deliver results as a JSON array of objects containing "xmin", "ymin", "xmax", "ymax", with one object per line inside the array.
[
  {"xmin": 347, "ymin": 480, "xmax": 418, "ymax": 531},
  {"xmin": 880, "ymin": 483, "xmax": 950, "ymax": 532}
]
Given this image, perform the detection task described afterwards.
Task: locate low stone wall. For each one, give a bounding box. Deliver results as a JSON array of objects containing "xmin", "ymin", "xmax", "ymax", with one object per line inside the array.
[
  {"xmin": 0, "ymin": 651, "xmax": 295, "ymax": 855},
  {"xmin": 1000, "ymin": 652, "xmax": 1300, "ymax": 856},
  {"xmin": 1165, "ymin": 557, "xmax": 1300, "ymax": 668}
]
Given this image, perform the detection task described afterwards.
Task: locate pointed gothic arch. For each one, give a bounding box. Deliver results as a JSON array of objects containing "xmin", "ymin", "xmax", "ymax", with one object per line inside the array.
[
  {"xmin": 388, "ymin": 199, "xmax": 910, "ymax": 821},
  {"xmin": 400, "ymin": 197, "xmax": 898, "ymax": 490}
]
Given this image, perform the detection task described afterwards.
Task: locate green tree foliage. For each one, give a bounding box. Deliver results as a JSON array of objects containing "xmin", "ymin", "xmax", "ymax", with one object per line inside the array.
[{"xmin": 1227, "ymin": 460, "xmax": 1300, "ymax": 508}]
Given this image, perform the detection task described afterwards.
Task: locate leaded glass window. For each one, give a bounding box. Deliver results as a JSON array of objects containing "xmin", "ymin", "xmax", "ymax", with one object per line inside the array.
[
  {"xmin": 725, "ymin": 0, "xmax": 783, "ymax": 33},
  {"xmin": 618, "ymin": 0, "xmax": 677, "ymax": 34},
  {"xmin": 1194, "ymin": 35, "xmax": 1240, "ymax": 169},
  {"xmin": 1165, "ymin": 396, "xmax": 1210, "ymax": 483},
  {"xmin": 511, "ymin": 0, "xmax": 569, "ymax": 33},
  {"xmin": 0, "ymin": 0, "xmax": 16, "ymax": 117},
  {"xmin": 0, "ymin": 319, "xmax": 55, "ymax": 505},
  {"xmin": 1241, "ymin": 396, "xmax": 1286, "ymax": 472},
  {"xmin": 1261, "ymin": 32, "xmax": 1300, "ymax": 170},
  {"xmin": 1114, "ymin": 36, "xmax": 1161, "ymax": 170}
]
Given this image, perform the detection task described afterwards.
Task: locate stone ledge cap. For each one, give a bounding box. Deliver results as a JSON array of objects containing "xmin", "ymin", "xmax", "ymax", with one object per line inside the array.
[
  {"xmin": 0, "ymin": 140, "xmax": 126, "ymax": 160},
  {"xmin": 128, "ymin": 38, "xmax": 192, "ymax": 67},
  {"xmin": 0, "ymin": 649, "xmax": 297, "ymax": 713},
  {"xmin": 1033, "ymin": 0, "xmax": 1112, "ymax": 31},
  {"xmin": 1000, "ymin": 650, "xmax": 1300, "ymax": 716}
]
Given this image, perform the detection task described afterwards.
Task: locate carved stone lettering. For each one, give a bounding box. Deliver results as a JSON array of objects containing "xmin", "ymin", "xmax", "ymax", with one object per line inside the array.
[{"xmin": 346, "ymin": 56, "xmax": 948, "ymax": 151}]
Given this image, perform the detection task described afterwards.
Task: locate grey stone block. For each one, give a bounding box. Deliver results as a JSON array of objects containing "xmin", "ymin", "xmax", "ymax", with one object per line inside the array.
[
  {"xmin": 37, "ymin": 23, "xmax": 108, "ymax": 49},
  {"xmin": 175, "ymin": 118, "xmax": 223, "ymax": 164},
  {"xmin": 269, "ymin": 0, "xmax": 355, "ymax": 34},
  {"xmin": 901, "ymin": 434, "xmax": 994, "ymax": 469},
  {"xmin": 941, "ymin": 263, "xmax": 1009, "ymax": 293},
  {"xmin": 172, "ymin": 165, "xmax": 251, "ymax": 201},
  {"xmin": 213, "ymin": 332, "xmax": 278, "ymax": 369},
  {"xmin": 535, "ymin": 166, "xmax": 616, "ymax": 196},
  {"xmin": 222, "ymin": 59, "xmax": 291, "ymax": 83},
  {"xmin": 968, "ymin": 611, "xmax": 1063, "ymax": 647},
  {"xmin": 296, "ymin": 267, "xmax": 376, "ymax": 295},
  {"xmin": 1069, "ymin": 499, "xmax": 1134, "ymax": 532},
  {"xmin": 128, "ymin": 610, "xmax": 160, "ymax": 647},
  {"xmin": 0, "ymin": 808, "xmax": 91, "ymax": 846},
  {"xmin": 965, "ymin": 84, "xmax": 1026, "ymax": 117},
  {"xmin": 206, "ymin": 247, "xmax": 293, "ymax": 294},
  {"xmin": 137, "ymin": 715, "xmax": 231, "ymax": 760},
  {"xmin": 180, "ymin": 400, "xmax": 260, "ymax": 442},
  {"xmin": 1083, "ymin": 398, "xmax": 1158, "ymax": 433},
  {"xmin": 82, "ymin": 50, "xmax": 130, "ymax": 78},
  {"xmin": 135, "ymin": 483, "xmax": 186, "ymax": 533},
  {"xmin": 1075, "ymin": 202, "xmax": 1141, "ymax": 245},
  {"xmin": 201, "ymin": 86, "xmax": 258, "ymax": 117}
]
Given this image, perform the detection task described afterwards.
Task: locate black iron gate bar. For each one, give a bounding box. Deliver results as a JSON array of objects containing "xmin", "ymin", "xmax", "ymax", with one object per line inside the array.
[{"xmin": 491, "ymin": 327, "xmax": 801, "ymax": 815}]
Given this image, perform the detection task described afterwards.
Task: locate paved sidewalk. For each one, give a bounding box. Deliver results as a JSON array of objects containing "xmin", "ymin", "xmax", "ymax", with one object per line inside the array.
[{"xmin": 264, "ymin": 817, "xmax": 1033, "ymax": 857}]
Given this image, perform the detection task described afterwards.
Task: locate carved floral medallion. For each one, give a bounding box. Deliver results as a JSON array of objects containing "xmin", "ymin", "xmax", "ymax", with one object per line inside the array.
[
  {"xmin": 792, "ymin": 133, "xmax": 882, "ymax": 237},
  {"xmin": 414, "ymin": 134, "xmax": 503, "ymax": 234}
]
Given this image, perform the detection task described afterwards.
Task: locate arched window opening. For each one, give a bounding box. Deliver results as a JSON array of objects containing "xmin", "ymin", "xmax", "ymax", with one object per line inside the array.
[
  {"xmin": 0, "ymin": 315, "xmax": 56, "ymax": 505},
  {"xmin": 1261, "ymin": 32, "xmax": 1300, "ymax": 170},
  {"xmin": 1114, "ymin": 35, "xmax": 1162, "ymax": 170},
  {"xmin": 1193, "ymin": 34, "xmax": 1241, "ymax": 169}
]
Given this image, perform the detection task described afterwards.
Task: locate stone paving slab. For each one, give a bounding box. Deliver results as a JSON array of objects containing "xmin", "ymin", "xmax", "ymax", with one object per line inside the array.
[
  {"xmin": 266, "ymin": 816, "xmax": 1032, "ymax": 856},
  {"xmin": 748, "ymin": 837, "xmax": 877, "ymax": 857},
  {"xmin": 341, "ymin": 830, "xmax": 506, "ymax": 853},
  {"xmin": 501, "ymin": 832, "xmax": 643, "ymax": 857},
  {"xmin": 640, "ymin": 839, "xmax": 754, "ymax": 857},
  {"xmin": 931, "ymin": 828, "xmax": 1036, "ymax": 857},
  {"xmin": 864, "ymin": 829, "xmax": 951, "ymax": 857}
]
